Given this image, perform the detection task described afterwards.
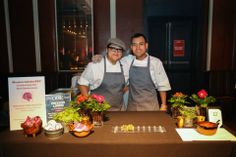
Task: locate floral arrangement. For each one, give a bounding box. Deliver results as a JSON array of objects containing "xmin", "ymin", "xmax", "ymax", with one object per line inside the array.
[
  {"xmin": 168, "ymin": 92, "xmax": 190, "ymax": 108},
  {"xmin": 53, "ymin": 106, "xmax": 82, "ymax": 124},
  {"xmin": 74, "ymin": 94, "xmax": 111, "ymax": 112},
  {"xmin": 190, "ymin": 89, "xmax": 216, "ymax": 107}
]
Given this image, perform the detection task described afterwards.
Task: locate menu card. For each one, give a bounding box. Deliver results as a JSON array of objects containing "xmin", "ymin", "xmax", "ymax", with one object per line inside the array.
[
  {"xmin": 45, "ymin": 93, "xmax": 71, "ymax": 122},
  {"xmin": 8, "ymin": 77, "xmax": 46, "ymax": 130}
]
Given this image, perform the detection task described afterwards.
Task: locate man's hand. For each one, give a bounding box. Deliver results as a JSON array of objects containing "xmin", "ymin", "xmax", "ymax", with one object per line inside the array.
[
  {"xmin": 160, "ymin": 104, "xmax": 167, "ymax": 111},
  {"xmin": 92, "ymin": 55, "xmax": 103, "ymax": 63}
]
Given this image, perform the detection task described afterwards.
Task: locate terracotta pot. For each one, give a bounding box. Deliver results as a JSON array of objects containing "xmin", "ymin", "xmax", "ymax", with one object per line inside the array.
[{"xmin": 22, "ymin": 123, "xmax": 42, "ymax": 137}]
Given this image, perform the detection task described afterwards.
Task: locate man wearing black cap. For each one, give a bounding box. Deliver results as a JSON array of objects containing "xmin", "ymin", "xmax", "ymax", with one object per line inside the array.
[{"xmin": 78, "ymin": 38, "xmax": 127, "ymax": 111}]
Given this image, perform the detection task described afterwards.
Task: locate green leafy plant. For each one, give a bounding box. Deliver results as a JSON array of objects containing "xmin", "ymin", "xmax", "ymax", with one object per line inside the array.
[
  {"xmin": 179, "ymin": 106, "xmax": 197, "ymax": 118},
  {"xmin": 53, "ymin": 106, "xmax": 82, "ymax": 124},
  {"xmin": 168, "ymin": 92, "xmax": 190, "ymax": 108},
  {"xmin": 190, "ymin": 89, "xmax": 216, "ymax": 107}
]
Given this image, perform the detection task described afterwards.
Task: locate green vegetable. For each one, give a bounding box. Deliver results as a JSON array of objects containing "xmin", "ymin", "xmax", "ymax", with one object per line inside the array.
[{"xmin": 53, "ymin": 106, "xmax": 82, "ymax": 124}]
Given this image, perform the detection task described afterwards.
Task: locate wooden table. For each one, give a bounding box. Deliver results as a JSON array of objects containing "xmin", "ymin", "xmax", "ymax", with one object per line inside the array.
[{"xmin": 0, "ymin": 111, "xmax": 235, "ymax": 157}]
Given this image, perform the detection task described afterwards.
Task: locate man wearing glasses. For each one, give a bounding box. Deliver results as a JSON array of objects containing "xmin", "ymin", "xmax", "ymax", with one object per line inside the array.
[{"xmin": 78, "ymin": 38, "xmax": 127, "ymax": 111}]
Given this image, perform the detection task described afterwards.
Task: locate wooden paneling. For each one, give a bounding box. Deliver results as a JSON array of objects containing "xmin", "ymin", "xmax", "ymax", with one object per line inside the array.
[
  {"xmin": 116, "ymin": 0, "xmax": 144, "ymax": 47},
  {"xmin": 8, "ymin": 0, "xmax": 36, "ymax": 72},
  {"xmin": 200, "ymin": 0, "xmax": 209, "ymax": 71},
  {"xmin": 233, "ymin": 2, "xmax": 236, "ymax": 71},
  {"xmin": 38, "ymin": 0, "xmax": 57, "ymax": 72},
  {"xmin": 93, "ymin": 0, "xmax": 144, "ymax": 53},
  {"xmin": 209, "ymin": 71, "xmax": 235, "ymax": 97},
  {"xmin": 93, "ymin": 0, "xmax": 110, "ymax": 54},
  {"xmin": 211, "ymin": 0, "xmax": 235, "ymax": 70},
  {"xmin": 0, "ymin": 0, "xmax": 9, "ymax": 72},
  {"xmin": 208, "ymin": 0, "xmax": 235, "ymax": 97}
]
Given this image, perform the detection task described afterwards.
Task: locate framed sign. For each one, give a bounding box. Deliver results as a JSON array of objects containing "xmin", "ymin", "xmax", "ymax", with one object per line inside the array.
[
  {"xmin": 207, "ymin": 108, "xmax": 223, "ymax": 127},
  {"xmin": 8, "ymin": 76, "xmax": 46, "ymax": 130}
]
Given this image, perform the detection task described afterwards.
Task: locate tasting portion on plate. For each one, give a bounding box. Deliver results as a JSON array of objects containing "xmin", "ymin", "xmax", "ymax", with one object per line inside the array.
[
  {"xmin": 69, "ymin": 122, "xmax": 94, "ymax": 138},
  {"xmin": 196, "ymin": 121, "xmax": 219, "ymax": 136}
]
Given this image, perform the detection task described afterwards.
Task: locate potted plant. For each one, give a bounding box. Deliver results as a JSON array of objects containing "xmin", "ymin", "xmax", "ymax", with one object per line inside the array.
[
  {"xmin": 168, "ymin": 92, "xmax": 190, "ymax": 118},
  {"xmin": 53, "ymin": 106, "xmax": 82, "ymax": 132},
  {"xmin": 71, "ymin": 94, "xmax": 90, "ymax": 116},
  {"xmin": 75, "ymin": 94, "xmax": 110, "ymax": 127},
  {"xmin": 190, "ymin": 89, "xmax": 216, "ymax": 116},
  {"xmin": 179, "ymin": 106, "xmax": 197, "ymax": 127}
]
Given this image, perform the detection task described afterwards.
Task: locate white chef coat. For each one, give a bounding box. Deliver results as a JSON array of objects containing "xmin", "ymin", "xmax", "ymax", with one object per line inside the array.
[
  {"xmin": 121, "ymin": 53, "xmax": 171, "ymax": 91},
  {"xmin": 78, "ymin": 56, "xmax": 128, "ymax": 90}
]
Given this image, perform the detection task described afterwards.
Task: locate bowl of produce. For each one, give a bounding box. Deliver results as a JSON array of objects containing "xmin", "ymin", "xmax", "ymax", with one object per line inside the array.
[
  {"xmin": 44, "ymin": 120, "xmax": 64, "ymax": 139},
  {"xmin": 196, "ymin": 121, "xmax": 219, "ymax": 136}
]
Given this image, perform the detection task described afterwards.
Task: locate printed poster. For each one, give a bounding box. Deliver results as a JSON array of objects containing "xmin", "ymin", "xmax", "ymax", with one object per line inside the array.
[
  {"xmin": 8, "ymin": 76, "xmax": 46, "ymax": 130},
  {"xmin": 45, "ymin": 93, "xmax": 71, "ymax": 122}
]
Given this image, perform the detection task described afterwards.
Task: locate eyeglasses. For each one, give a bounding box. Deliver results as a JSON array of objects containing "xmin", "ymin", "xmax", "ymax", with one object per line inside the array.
[{"xmin": 108, "ymin": 47, "xmax": 123, "ymax": 53}]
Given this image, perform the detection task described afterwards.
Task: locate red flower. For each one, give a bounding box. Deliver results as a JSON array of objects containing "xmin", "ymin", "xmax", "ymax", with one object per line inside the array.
[
  {"xmin": 190, "ymin": 89, "xmax": 216, "ymax": 107},
  {"xmin": 91, "ymin": 94, "xmax": 98, "ymax": 99},
  {"xmin": 73, "ymin": 94, "xmax": 110, "ymax": 112},
  {"xmin": 197, "ymin": 89, "xmax": 208, "ymax": 99},
  {"xmin": 91, "ymin": 94, "xmax": 104, "ymax": 103}
]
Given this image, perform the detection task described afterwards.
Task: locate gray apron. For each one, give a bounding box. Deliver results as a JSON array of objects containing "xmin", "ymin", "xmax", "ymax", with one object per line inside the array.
[
  {"xmin": 91, "ymin": 57, "xmax": 125, "ymax": 111},
  {"xmin": 127, "ymin": 56, "xmax": 159, "ymax": 111}
]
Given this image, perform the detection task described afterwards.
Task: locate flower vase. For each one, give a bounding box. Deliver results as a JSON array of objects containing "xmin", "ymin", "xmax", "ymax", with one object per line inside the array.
[
  {"xmin": 196, "ymin": 105, "xmax": 208, "ymax": 117},
  {"xmin": 184, "ymin": 117, "xmax": 193, "ymax": 128},
  {"xmin": 61, "ymin": 122, "xmax": 70, "ymax": 133},
  {"xmin": 81, "ymin": 116, "xmax": 91, "ymax": 125},
  {"xmin": 79, "ymin": 109, "xmax": 90, "ymax": 117},
  {"xmin": 176, "ymin": 116, "xmax": 184, "ymax": 128},
  {"xmin": 92, "ymin": 111, "xmax": 103, "ymax": 127},
  {"xmin": 171, "ymin": 107, "xmax": 181, "ymax": 119}
]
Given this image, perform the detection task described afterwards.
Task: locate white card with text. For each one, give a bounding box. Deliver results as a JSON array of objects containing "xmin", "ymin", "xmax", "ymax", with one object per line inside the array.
[
  {"xmin": 8, "ymin": 76, "xmax": 46, "ymax": 130},
  {"xmin": 208, "ymin": 108, "xmax": 223, "ymax": 127}
]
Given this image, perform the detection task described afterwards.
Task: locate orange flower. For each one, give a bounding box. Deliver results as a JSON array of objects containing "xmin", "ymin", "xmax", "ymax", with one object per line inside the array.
[
  {"xmin": 77, "ymin": 95, "xmax": 88, "ymax": 105},
  {"xmin": 72, "ymin": 94, "xmax": 110, "ymax": 112},
  {"xmin": 174, "ymin": 92, "xmax": 184, "ymax": 97},
  {"xmin": 169, "ymin": 92, "xmax": 190, "ymax": 108}
]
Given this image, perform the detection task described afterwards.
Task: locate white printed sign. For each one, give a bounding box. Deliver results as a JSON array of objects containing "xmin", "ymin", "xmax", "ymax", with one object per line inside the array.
[
  {"xmin": 208, "ymin": 108, "xmax": 223, "ymax": 127},
  {"xmin": 8, "ymin": 76, "xmax": 46, "ymax": 130}
]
